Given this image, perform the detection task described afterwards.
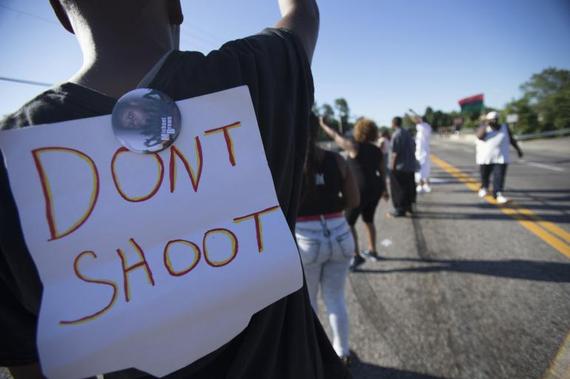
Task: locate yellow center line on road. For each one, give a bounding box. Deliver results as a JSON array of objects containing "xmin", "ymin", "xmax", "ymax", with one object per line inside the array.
[
  {"xmin": 431, "ymin": 154, "xmax": 570, "ymax": 259},
  {"xmin": 542, "ymin": 329, "xmax": 570, "ymax": 379}
]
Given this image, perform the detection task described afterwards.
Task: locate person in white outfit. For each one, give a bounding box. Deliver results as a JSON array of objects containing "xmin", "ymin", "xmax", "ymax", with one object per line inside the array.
[
  {"xmin": 413, "ymin": 116, "xmax": 432, "ymax": 193},
  {"xmin": 476, "ymin": 111, "xmax": 523, "ymax": 204},
  {"xmin": 378, "ymin": 129, "xmax": 391, "ymax": 175}
]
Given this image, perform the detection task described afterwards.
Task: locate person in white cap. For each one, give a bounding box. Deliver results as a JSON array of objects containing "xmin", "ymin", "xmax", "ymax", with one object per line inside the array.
[
  {"xmin": 413, "ymin": 115, "xmax": 432, "ymax": 193},
  {"xmin": 476, "ymin": 111, "xmax": 523, "ymax": 204}
]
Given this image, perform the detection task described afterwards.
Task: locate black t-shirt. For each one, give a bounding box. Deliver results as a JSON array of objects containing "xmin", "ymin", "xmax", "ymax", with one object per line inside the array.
[
  {"xmin": 348, "ymin": 142, "xmax": 384, "ymax": 199},
  {"xmin": 298, "ymin": 150, "xmax": 345, "ymax": 217},
  {"xmin": 0, "ymin": 28, "xmax": 350, "ymax": 379}
]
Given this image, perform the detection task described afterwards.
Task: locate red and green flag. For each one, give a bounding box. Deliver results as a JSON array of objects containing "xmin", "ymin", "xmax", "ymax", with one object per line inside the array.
[{"xmin": 458, "ymin": 94, "xmax": 484, "ymax": 114}]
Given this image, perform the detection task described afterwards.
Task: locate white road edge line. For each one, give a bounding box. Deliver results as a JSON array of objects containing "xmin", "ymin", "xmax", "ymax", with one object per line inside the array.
[{"xmin": 523, "ymin": 161, "xmax": 565, "ymax": 172}]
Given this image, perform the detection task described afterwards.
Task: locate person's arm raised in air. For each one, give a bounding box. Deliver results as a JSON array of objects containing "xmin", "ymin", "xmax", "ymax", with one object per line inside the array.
[
  {"xmin": 335, "ymin": 154, "xmax": 360, "ymax": 210},
  {"xmin": 319, "ymin": 117, "xmax": 358, "ymax": 157},
  {"xmin": 507, "ymin": 125, "xmax": 523, "ymax": 158},
  {"xmin": 476, "ymin": 124, "xmax": 487, "ymax": 140},
  {"xmin": 276, "ymin": 0, "xmax": 319, "ymax": 62}
]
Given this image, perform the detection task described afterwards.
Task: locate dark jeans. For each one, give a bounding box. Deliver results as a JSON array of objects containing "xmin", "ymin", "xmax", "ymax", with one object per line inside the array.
[
  {"xmin": 480, "ymin": 164, "xmax": 508, "ymax": 196},
  {"xmin": 390, "ymin": 170, "xmax": 416, "ymax": 214}
]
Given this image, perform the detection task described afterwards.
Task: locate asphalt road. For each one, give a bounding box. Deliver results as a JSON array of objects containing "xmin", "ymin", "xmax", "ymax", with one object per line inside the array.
[
  {"xmin": 317, "ymin": 137, "xmax": 570, "ymax": 379},
  {"xmin": 1, "ymin": 138, "xmax": 568, "ymax": 379}
]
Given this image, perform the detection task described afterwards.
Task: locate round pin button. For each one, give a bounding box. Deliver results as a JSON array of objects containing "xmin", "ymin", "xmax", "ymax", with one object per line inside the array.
[{"xmin": 112, "ymin": 88, "xmax": 181, "ymax": 154}]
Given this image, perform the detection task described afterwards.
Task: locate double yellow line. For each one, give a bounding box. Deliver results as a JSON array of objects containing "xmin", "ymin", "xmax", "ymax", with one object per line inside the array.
[{"xmin": 431, "ymin": 154, "xmax": 570, "ymax": 258}]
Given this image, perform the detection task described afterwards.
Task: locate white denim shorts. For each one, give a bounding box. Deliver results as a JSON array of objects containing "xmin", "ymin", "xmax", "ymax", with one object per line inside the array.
[{"xmin": 295, "ymin": 216, "xmax": 354, "ymax": 265}]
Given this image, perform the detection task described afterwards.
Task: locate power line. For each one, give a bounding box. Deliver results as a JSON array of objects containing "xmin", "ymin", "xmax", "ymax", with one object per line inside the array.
[
  {"xmin": 0, "ymin": 4, "xmax": 58, "ymax": 26},
  {"xmin": 180, "ymin": 27, "xmax": 220, "ymax": 48},
  {"xmin": 182, "ymin": 23, "xmax": 225, "ymax": 46},
  {"xmin": 0, "ymin": 76, "xmax": 52, "ymax": 87}
]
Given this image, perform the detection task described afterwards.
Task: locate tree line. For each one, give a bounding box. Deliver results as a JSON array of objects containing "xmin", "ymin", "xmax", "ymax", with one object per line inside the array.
[{"xmin": 313, "ymin": 67, "xmax": 570, "ymax": 137}]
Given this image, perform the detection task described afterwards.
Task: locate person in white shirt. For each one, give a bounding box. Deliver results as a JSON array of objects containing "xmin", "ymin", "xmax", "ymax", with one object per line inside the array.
[
  {"xmin": 378, "ymin": 129, "xmax": 391, "ymax": 175},
  {"xmin": 476, "ymin": 111, "xmax": 523, "ymax": 204},
  {"xmin": 413, "ymin": 116, "xmax": 432, "ymax": 193}
]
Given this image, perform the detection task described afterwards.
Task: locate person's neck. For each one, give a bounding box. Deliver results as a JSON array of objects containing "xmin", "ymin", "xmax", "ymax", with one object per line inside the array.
[
  {"xmin": 70, "ymin": 46, "xmax": 172, "ymax": 99},
  {"xmin": 70, "ymin": 26, "xmax": 177, "ymax": 99}
]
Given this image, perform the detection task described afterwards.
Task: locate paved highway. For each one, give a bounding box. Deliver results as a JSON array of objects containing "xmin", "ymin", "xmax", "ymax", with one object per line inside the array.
[{"xmin": 318, "ymin": 137, "xmax": 570, "ymax": 379}]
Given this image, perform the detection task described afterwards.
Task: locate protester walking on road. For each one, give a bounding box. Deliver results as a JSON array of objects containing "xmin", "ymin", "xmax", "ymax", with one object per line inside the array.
[
  {"xmin": 296, "ymin": 114, "xmax": 360, "ymax": 365},
  {"xmin": 320, "ymin": 117, "xmax": 389, "ymax": 267},
  {"xmin": 0, "ymin": 1, "xmax": 354, "ymax": 379},
  {"xmin": 413, "ymin": 115, "xmax": 433, "ymax": 193},
  {"xmin": 388, "ymin": 116, "xmax": 417, "ymax": 217},
  {"xmin": 378, "ymin": 129, "xmax": 391, "ymax": 175},
  {"xmin": 476, "ymin": 111, "xmax": 523, "ymax": 204}
]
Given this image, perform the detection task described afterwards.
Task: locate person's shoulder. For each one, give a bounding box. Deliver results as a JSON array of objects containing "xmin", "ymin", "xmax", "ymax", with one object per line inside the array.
[
  {"xmin": 369, "ymin": 141, "xmax": 382, "ymax": 150},
  {"xmin": 363, "ymin": 141, "xmax": 382, "ymax": 154},
  {"xmin": 214, "ymin": 28, "xmax": 311, "ymax": 74},
  {"xmin": 396, "ymin": 128, "xmax": 408, "ymax": 137},
  {"xmin": 220, "ymin": 28, "xmax": 302, "ymax": 50},
  {"xmin": 0, "ymin": 84, "xmax": 88, "ymax": 131},
  {"xmin": 166, "ymin": 28, "xmax": 313, "ymax": 106},
  {"xmin": 1, "ymin": 88, "xmax": 60, "ymax": 130}
]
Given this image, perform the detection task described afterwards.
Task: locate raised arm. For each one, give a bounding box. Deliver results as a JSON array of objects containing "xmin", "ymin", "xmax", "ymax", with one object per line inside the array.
[
  {"xmin": 476, "ymin": 124, "xmax": 487, "ymax": 140},
  {"xmin": 507, "ymin": 125, "xmax": 523, "ymax": 158},
  {"xmin": 319, "ymin": 117, "xmax": 358, "ymax": 157},
  {"xmin": 276, "ymin": 0, "xmax": 320, "ymax": 62}
]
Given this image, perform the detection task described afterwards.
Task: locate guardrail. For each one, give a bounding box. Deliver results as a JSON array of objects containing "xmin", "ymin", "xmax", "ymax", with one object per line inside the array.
[{"xmin": 515, "ymin": 128, "xmax": 570, "ymax": 141}]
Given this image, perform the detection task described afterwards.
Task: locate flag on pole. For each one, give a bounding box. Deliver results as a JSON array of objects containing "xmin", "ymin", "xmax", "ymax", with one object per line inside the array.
[{"xmin": 458, "ymin": 94, "xmax": 484, "ymax": 114}]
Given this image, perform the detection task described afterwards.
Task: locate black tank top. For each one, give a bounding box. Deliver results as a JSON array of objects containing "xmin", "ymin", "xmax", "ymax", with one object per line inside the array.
[
  {"xmin": 298, "ymin": 151, "xmax": 345, "ymax": 217},
  {"xmin": 348, "ymin": 142, "xmax": 384, "ymax": 198}
]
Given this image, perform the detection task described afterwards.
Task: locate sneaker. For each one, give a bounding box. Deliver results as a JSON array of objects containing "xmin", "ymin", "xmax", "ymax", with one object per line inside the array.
[
  {"xmin": 387, "ymin": 210, "xmax": 406, "ymax": 218},
  {"xmin": 416, "ymin": 185, "xmax": 424, "ymax": 193},
  {"xmin": 478, "ymin": 188, "xmax": 488, "ymax": 198},
  {"xmin": 362, "ymin": 250, "xmax": 382, "ymax": 261},
  {"xmin": 349, "ymin": 255, "xmax": 366, "ymax": 271},
  {"xmin": 422, "ymin": 184, "xmax": 432, "ymax": 193},
  {"xmin": 496, "ymin": 192, "xmax": 509, "ymax": 204}
]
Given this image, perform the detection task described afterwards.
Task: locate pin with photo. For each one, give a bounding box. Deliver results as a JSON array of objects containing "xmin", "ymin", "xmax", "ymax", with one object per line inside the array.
[{"xmin": 112, "ymin": 88, "xmax": 181, "ymax": 154}]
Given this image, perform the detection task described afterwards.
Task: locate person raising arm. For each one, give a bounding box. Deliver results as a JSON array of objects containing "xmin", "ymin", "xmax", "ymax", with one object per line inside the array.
[
  {"xmin": 319, "ymin": 116, "xmax": 388, "ymax": 266},
  {"xmin": 1, "ymin": 1, "xmax": 358, "ymax": 379},
  {"xmin": 277, "ymin": 0, "xmax": 319, "ymax": 62}
]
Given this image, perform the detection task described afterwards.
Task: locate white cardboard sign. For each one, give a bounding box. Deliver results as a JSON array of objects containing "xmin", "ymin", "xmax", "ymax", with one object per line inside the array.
[{"xmin": 0, "ymin": 86, "xmax": 303, "ymax": 378}]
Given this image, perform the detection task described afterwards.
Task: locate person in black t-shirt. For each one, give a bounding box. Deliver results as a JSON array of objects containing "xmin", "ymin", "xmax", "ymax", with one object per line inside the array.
[
  {"xmin": 388, "ymin": 116, "xmax": 417, "ymax": 217},
  {"xmin": 319, "ymin": 117, "xmax": 389, "ymax": 269},
  {"xmin": 0, "ymin": 1, "xmax": 354, "ymax": 378}
]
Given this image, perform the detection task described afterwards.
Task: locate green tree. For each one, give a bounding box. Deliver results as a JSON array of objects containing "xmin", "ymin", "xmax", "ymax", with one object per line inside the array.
[
  {"xmin": 320, "ymin": 103, "xmax": 335, "ymax": 121},
  {"xmin": 502, "ymin": 97, "xmax": 539, "ymax": 134},
  {"xmin": 316, "ymin": 102, "xmax": 339, "ymax": 141},
  {"xmin": 334, "ymin": 98, "xmax": 350, "ymax": 134},
  {"xmin": 423, "ymin": 107, "xmax": 435, "ymax": 126},
  {"xmin": 520, "ymin": 67, "xmax": 570, "ymax": 130}
]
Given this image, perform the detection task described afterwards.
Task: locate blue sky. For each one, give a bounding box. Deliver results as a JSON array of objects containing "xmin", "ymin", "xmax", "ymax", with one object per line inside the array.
[{"xmin": 0, "ymin": 0, "xmax": 569, "ymax": 126}]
